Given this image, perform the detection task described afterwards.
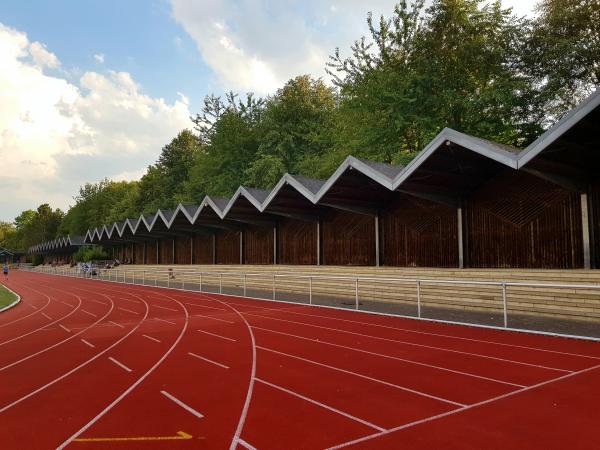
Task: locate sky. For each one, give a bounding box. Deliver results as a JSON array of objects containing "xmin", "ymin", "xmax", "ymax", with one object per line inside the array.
[{"xmin": 0, "ymin": 0, "xmax": 537, "ymax": 222}]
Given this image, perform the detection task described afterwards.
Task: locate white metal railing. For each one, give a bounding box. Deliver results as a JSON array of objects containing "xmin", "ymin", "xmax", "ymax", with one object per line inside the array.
[{"xmin": 26, "ymin": 265, "xmax": 600, "ymax": 340}]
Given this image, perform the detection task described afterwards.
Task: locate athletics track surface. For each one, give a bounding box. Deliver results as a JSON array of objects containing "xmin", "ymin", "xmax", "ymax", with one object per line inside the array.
[{"xmin": 1, "ymin": 271, "xmax": 599, "ymax": 449}]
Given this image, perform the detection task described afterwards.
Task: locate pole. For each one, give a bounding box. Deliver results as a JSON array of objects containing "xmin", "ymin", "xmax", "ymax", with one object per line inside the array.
[
  {"xmin": 417, "ymin": 280, "xmax": 421, "ymax": 318},
  {"xmin": 502, "ymin": 282, "xmax": 508, "ymax": 328}
]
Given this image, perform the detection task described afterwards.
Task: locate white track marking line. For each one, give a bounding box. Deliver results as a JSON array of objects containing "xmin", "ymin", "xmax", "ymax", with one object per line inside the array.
[
  {"xmin": 188, "ymin": 352, "xmax": 229, "ymax": 369},
  {"xmin": 56, "ymin": 296, "xmax": 188, "ymax": 449},
  {"xmin": 245, "ymin": 312, "xmax": 573, "ymax": 373},
  {"xmin": 90, "ymin": 299, "xmax": 108, "ymax": 306},
  {"xmin": 108, "ymin": 356, "xmax": 132, "ymax": 373},
  {"xmin": 193, "ymin": 293, "xmax": 256, "ymax": 450},
  {"xmin": 142, "ymin": 334, "xmax": 161, "ymax": 343},
  {"xmin": 160, "ymin": 391, "xmax": 204, "ymax": 419},
  {"xmin": 60, "ymin": 301, "xmax": 74, "ymax": 308},
  {"xmin": 153, "ymin": 304, "xmax": 178, "ymax": 312},
  {"xmin": 185, "ymin": 302, "xmax": 227, "ymax": 311},
  {"xmin": 252, "ymin": 326, "xmax": 524, "ymax": 388},
  {"xmin": 120, "ymin": 298, "xmax": 140, "ymax": 304},
  {"xmin": 192, "ymin": 313, "xmax": 234, "ymax": 324},
  {"xmin": 41, "ymin": 312, "xmax": 52, "ymax": 320},
  {"xmin": 237, "ymin": 438, "xmax": 258, "ymax": 450},
  {"xmin": 118, "ymin": 306, "xmax": 140, "ymax": 315},
  {"xmin": 59, "ymin": 324, "xmax": 71, "ymax": 333},
  {"xmin": 81, "ymin": 309, "xmax": 97, "ymax": 318},
  {"xmin": 0, "ymin": 291, "xmax": 143, "ymax": 413},
  {"xmin": 327, "ymin": 363, "xmax": 600, "ymax": 449},
  {"xmin": 154, "ymin": 317, "xmax": 176, "ymax": 325},
  {"xmin": 256, "ymin": 377, "xmax": 386, "ymax": 432},
  {"xmin": 109, "ymin": 320, "xmax": 125, "ymax": 328},
  {"xmin": 244, "ymin": 305, "xmax": 600, "ymax": 361},
  {"xmin": 81, "ymin": 339, "xmax": 95, "ymax": 348},
  {"xmin": 29, "ymin": 303, "xmax": 38, "ymax": 310},
  {"xmin": 257, "ymin": 346, "xmax": 464, "ymax": 407},
  {"xmin": 196, "ymin": 329, "xmax": 237, "ymax": 342}
]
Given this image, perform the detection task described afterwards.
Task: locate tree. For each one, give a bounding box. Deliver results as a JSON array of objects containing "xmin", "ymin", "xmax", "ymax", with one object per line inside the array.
[{"xmin": 523, "ymin": 0, "xmax": 600, "ymax": 120}]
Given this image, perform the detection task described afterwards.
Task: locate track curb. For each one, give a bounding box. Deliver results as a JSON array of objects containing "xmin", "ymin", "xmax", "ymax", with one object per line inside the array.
[{"xmin": 0, "ymin": 283, "xmax": 22, "ymax": 313}]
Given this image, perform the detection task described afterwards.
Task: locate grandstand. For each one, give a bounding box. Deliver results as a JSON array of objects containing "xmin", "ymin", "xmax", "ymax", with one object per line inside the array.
[{"xmin": 28, "ymin": 90, "xmax": 600, "ymax": 337}]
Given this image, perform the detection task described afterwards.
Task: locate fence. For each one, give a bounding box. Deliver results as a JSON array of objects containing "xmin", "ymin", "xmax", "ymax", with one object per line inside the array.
[{"xmin": 28, "ymin": 266, "xmax": 600, "ymax": 340}]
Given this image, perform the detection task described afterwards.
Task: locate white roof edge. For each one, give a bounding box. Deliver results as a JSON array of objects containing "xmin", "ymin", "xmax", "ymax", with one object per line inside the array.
[
  {"xmin": 222, "ymin": 186, "xmax": 265, "ymax": 217},
  {"xmin": 262, "ymin": 174, "xmax": 317, "ymax": 210},
  {"xmin": 518, "ymin": 89, "xmax": 600, "ymax": 168}
]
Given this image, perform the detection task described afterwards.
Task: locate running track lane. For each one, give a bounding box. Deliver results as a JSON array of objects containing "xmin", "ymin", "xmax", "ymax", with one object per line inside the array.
[{"xmin": 1, "ymin": 271, "xmax": 600, "ymax": 449}]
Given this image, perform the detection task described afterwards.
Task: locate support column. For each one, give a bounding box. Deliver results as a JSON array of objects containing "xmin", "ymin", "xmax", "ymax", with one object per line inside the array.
[
  {"xmin": 212, "ymin": 233, "xmax": 216, "ymax": 264},
  {"xmin": 172, "ymin": 238, "xmax": 176, "ymax": 265},
  {"xmin": 316, "ymin": 220, "xmax": 321, "ymax": 266},
  {"xmin": 156, "ymin": 240, "xmax": 159, "ymax": 264},
  {"xmin": 457, "ymin": 207, "xmax": 464, "ymax": 269},
  {"xmin": 239, "ymin": 230, "xmax": 244, "ymax": 264},
  {"xmin": 375, "ymin": 211, "xmax": 380, "ymax": 267},
  {"xmin": 273, "ymin": 225, "xmax": 277, "ymax": 264},
  {"xmin": 143, "ymin": 241, "xmax": 147, "ymax": 264},
  {"xmin": 582, "ymin": 193, "xmax": 591, "ymax": 269},
  {"xmin": 190, "ymin": 235, "xmax": 194, "ymax": 265}
]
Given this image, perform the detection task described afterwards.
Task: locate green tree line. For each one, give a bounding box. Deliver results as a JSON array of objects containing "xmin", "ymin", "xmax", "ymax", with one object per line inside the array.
[{"xmin": 3, "ymin": 0, "xmax": 598, "ymax": 250}]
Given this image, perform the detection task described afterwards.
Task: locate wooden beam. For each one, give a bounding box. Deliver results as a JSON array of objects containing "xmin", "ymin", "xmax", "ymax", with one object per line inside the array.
[
  {"xmin": 316, "ymin": 220, "xmax": 321, "ymax": 266},
  {"xmin": 375, "ymin": 211, "xmax": 380, "ymax": 267},
  {"xmin": 273, "ymin": 226, "xmax": 277, "ymax": 264},
  {"xmin": 458, "ymin": 207, "xmax": 464, "ymax": 269},
  {"xmin": 212, "ymin": 233, "xmax": 216, "ymax": 264},
  {"xmin": 239, "ymin": 230, "xmax": 244, "ymax": 264},
  {"xmin": 190, "ymin": 235, "xmax": 194, "ymax": 264},
  {"xmin": 172, "ymin": 238, "xmax": 175, "ymax": 265}
]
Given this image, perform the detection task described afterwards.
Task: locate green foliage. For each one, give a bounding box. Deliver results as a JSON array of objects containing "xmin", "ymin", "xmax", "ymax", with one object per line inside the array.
[
  {"xmin": 73, "ymin": 246, "xmax": 109, "ymax": 263},
  {"xmin": 11, "ymin": 0, "xmax": 599, "ymax": 252}
]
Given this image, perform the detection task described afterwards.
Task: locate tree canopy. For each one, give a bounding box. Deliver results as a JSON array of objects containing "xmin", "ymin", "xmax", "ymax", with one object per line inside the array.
[{"xmin": 8, "ymin": 0, "xmax": 599, "ymax": 251}]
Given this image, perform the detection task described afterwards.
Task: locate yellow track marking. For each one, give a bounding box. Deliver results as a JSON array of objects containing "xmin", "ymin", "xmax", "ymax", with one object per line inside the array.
[{"xmin": 73, "ymin": 430, "xmax": 192, "ymax": 442}]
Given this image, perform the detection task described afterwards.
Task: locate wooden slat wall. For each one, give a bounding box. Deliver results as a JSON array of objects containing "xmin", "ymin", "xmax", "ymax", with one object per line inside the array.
[
  {"xmin": 134, "ymin": 243, "xmax": 144, "ymax": 263},
  {"xmin": 323, "ymin": 210, "xmax": 375, "ymax": 266},
  {"xmin": 216, "ymin": 231, "xmax": 240, "ymax": 264},
  {"xmin": 194, "ymin": 235, "xmax": 213, "ymax": 264},
  {"xmin": 465, "ymin": 170, "xmax": 583, "ymax": 268},
  {"xmin": 278, "ymin": 218, "xmax": 317, "ymax": 265},
  {"xmin": 592, "ymin": 181, "xmax": 600, "ymax": 269},
  {"xmin": 146, "ymin": 241, "xmax": 157, "ymax": 264},
  {"xmin": 244, "ymin": 226, "xmax": 273, "ymax": 264},
  {"xmin": 175, "ymin": 236, "xmax": 191, "ymax": 264},
  {"xmin": 381, "ymin": 196, "xmax": 458, "ymax": 267},
  {"xmin": 159, "ymin": 238, "xmax": 173, "ymax": 265}
]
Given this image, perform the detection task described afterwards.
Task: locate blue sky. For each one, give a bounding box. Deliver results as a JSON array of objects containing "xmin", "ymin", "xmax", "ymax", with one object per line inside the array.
[{"xmin": 0, "ymin": 0, "xmax": 536, "ymax": 222}]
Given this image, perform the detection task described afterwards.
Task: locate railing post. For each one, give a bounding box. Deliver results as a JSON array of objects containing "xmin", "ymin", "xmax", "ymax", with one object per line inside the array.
[
  {"xmin": 154, "ymin": 273, "xmax": 157, "ymax": 287},
  {"xmin": 168, "ymin": 274, "xmax": 170, "ymax": 289},
  {"xmin": 273, "ymin": 275, "xmax": 276, "ymax": 300},
  {"xmin": 417, "ymin": 280, "xmax": 421, "ymax": 318},
  {"xmin": 200, "ymin": 272, "xmax": 203, "ymax": 292},
  {"xmin": 219, "ymin": 273, "xmax": 223, "ymax": 294},
  {"xmin": 133, "ymin": 271, "xmax": 135, "ymax": 285},
  {"xmin": 142, "ymin": 271, "xmax": 145, "ymax": 285},
  {"xmin": 502, "ymin": 282, "xmax": 508, "ymax": 328},
  {"xmin": 243, "ymin": 274, "xmax": 247, "ymax": 297},
  {"xmin": 309, "ymin": 276, "xmax": 312, "ymax": 305},
  {"xmin": 355, "ymin": 278, "xmax": 359, "ymax": 310}
]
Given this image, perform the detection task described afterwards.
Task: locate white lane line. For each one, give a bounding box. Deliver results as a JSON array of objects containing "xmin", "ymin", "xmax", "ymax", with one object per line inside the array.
[
  {"xmin": 196, "ymin": 329, "xmax": 237, "ymax": 342},
  {"xmin": 109, "ymin": 320, "xmax": 125, "ymax": 328},
  {"xmin": 81, "ymin": 339, "xmax": 95, "ymax": 348},
  {"xmin": 237, "ymin": 438, "xmax": 258, "ymax": 450},
  {"xmin": 153, "ymin": 304, "xmax": 178, "ymax": 312},
  {"xmin": 108, "ymin": 356, "xmax": 132, "ymax": 373},
  {"xmin": 185, "ymin": 302, "xmax": 227, "ymax": 312},
  {"xmin": 254, "ymin": 306, "xmax": 600, "ymax": 361},
  {"xmin": 59, "ymin": 324, "xmax": 71, "ymax": 333},
  {"xmin": 121, "ymin": 298, "xmax": 140, "ymax": 304},
  {"xmin": 142, "ymin": 334, "xmax": 161, "ymax": 343},
  {"xmin": 41, "ymin": 312, "xmax": 52, "ymax": 320},
  {"xmin": 256, "ymin": 377, "xmax": 386, "ymax": 432},
  {"xmin": 193, "ymin": 313, "xmax": 234, "ymax": 324},
  {"xmin": 252, "ymin": 326, "xmax": 525, "ymax": 388},
  {"xmin": 188, "ymin": 352, "xmax": 229, "ymax": 369},
  {"xmin": 81, "ymin": 309, "xmax": 97, "ymax": 318},
  {"xmin": 118, "ymin": 307, "xmax": 140, "ymax": 315},
  {"xmin": 327, "ymin": 363, "xmax": 600, "ymax": 449},
  {"xmin": 29, "ymin": 303, "xmax": 38, "ymax": 310},
  {"xmin": 245, "ymin": 312, "xmax": 573, "ymax": 374},
  {"xmin": 160, "ymin": 390, "xmax": 204, "ymax": 419},
  {"xmin": 90, "ymin": 299, "xmax": 107, "ymax": 306},
  {"xmin": 257, "ymin": 346, "xmax": 464, "ymax": 407},
  {"xmin": 154, "ymin": 317, "xmax": 176, "ymax": 325},
  {"xmin": 60, "ymin": 301, "xmax": 74, "ymax": 308}
]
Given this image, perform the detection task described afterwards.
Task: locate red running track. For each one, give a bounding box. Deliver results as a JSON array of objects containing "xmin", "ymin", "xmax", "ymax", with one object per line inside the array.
[{"xmin": 1, "ymin": 271, "xmax": 599, "ymax": 449}]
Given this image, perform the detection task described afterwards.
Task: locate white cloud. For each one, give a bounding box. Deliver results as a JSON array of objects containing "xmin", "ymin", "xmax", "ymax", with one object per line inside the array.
[
  {"xmin": 93, "ymin": 53, "xmax": 105, "ymax": 63},
  {"xmin": 170, "ymin": 0, "xmax": 536, "ymax": 95},
  {"xmin": 0, "ymin": 23, "xmax": 191, "ymax": 221}
]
